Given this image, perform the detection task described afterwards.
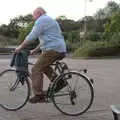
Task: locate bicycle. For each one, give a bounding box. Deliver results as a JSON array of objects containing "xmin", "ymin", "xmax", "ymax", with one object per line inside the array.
[{"xmin": 0, "ymin": 53, "xmax": 94, "ymax": 116}]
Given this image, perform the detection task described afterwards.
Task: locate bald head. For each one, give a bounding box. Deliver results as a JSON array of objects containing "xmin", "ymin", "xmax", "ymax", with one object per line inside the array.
[{"xmin": 33, "ymin": 7, "xmax": 46, "ymax": 20}]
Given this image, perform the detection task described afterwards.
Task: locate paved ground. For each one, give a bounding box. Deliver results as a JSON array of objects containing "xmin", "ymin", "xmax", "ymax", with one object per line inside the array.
[{"xmin": 0, "ymin": 56, "xmax": 120, "ymax": 120}]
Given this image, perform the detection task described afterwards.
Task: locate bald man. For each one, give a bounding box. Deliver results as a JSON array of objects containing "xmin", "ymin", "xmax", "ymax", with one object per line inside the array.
[{"xmin": 15, "ymin": 7, "xmax": 67, "ymax": 103}]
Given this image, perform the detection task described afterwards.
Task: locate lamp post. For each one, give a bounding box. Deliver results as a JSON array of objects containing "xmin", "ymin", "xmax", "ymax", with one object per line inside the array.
[
  {"xmin": 83, "ymin": 0, "xmax": 87, "ymax": 45},
  {"xmin": 83, "ymin": 0, "xmax": 92, "ymax": 45}
]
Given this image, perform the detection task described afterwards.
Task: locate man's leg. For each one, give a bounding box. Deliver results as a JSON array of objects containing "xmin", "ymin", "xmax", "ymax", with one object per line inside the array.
[
  {"xmin": 43, "ymin": 66, "xmax": 57, "ymax": 81},
  {"xmin": 30, "ymin": 50, "xmax": 63, "ymax": 103},
  {"xmin": 42, "ymin": 51, "xmax": 65, "ymax": 81},
  {"xmin": 29, "ymin": 55, "xmax": 45, "ymax": 103},
  {"xmin": 31, "ymin": 66, "xmax": 44, "ymax": 96}
]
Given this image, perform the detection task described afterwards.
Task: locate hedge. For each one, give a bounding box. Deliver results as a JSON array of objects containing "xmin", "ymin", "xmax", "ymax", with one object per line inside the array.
[{"xmin": 73, "ymin": 41, "xmax": 120, "ymax": 58}]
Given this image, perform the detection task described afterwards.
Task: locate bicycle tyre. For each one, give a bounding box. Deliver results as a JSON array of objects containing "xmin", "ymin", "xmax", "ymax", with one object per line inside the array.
[
  {"xmin": 51, "ymin": 71, "xmax": 94, "ymax": 116},
  {"xmin": 0, "ymin": 69, "xmax": 31, "ymax": 111}
]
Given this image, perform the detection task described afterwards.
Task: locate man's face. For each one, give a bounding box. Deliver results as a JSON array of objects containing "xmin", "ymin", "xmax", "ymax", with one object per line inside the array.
[
  {"xmin": 33, "ymin": 11, "xmax": 38, "ymax": 20},
  {"xmin": 33, "ymin": 10, "xmax": 41, "ymax": 20}
]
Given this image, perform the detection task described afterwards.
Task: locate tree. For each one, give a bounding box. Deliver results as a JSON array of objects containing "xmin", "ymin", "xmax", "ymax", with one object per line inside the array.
[
  {"xmin": 95, "ymin": 1, "xmax": 119, "ymax": 20},
  {"xmin": 56, "ymin": 15, "xmax": 67, "ymax": 20},
  {"xmin": 19, "ymin": 22, "xmax": 39, "ymax": 50},
  {"xmin": 102, "ymin": 11, "xmax": 120, "ymax": 43},
  {"xmin": 92, "ymin": 1, "xmax": 120, "ymax": 41},
  {"xmin": 105, "ymin": 1, "xmax": 119, "ymax": 16},
  {"xmin": 0, "ymin": 14, "xmax": 33, "ymax": 39},
  {"xmin": 9, "ymin": 14, "xmax": 33, "ymax": 27}
]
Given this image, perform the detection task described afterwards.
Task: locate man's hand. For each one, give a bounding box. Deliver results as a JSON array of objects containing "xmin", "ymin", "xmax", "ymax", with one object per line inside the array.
[
  {"xmin": 30, "ymin": 49, "xmax": 36, "ymax": 55},
  {"xmin": 15, "ymin": 45, "xmax": 22, "ymax": 53},
  {"xmin": 15, "ymin": 40, "xmax": 30, "ymax": 53}
]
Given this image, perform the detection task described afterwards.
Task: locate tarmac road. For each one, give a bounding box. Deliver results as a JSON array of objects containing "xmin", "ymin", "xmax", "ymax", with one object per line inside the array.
[{"xmin": 0, "ymin": 56, "xmax": 120, "ymax": 120}]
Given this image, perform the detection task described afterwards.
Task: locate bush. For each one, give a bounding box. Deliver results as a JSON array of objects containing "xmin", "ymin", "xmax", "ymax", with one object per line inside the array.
[
  {"xmin": 63, "ymin": 31, "xmax": 80, "ymax": 53},
  {"xmin": 73, "ymin": 41, "xmax": 120, "ymax": 58},
  {"xmin": 19, "ymin": 22, "xmax": 40, "ymax": 50},
  {"xmin": 0, "ymin": 35, "xmax": 18, "ymax": 47}
]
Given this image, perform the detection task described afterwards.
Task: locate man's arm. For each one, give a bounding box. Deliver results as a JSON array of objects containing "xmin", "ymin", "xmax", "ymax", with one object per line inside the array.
[
  {"xmin": 30, "ymin": 44, "xmax": 41, "ymax": 54},
  {"xmin": 15, "ymin": 19, "xmax": 44, "ymax": 53},
  {"xmin": 15, "ymin": 40, "xmax": 31, "ymax": 53}
]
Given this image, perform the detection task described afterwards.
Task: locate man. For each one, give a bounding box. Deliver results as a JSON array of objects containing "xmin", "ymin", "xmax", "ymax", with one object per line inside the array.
[{"xmin": 15, "ymin": 7, "xmax": 66, "ymax": 103}]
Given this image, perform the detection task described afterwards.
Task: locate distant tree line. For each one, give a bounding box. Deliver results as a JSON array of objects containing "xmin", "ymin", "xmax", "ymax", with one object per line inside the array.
[{"xmin": 1, "ymin": 1, "xmax": 120, "ymax": 57}]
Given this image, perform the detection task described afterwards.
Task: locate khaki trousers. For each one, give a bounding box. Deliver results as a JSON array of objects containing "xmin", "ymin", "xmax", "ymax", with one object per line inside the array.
[{"xmin": 31, "ymin": 50, "xmax": 64, "ymax": 95}]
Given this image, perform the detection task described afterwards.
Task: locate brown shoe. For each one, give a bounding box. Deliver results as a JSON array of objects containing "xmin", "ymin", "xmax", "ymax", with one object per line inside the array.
[{"xmin": 29, "ymin": 95, "xmax": 45, "ymax": 103}]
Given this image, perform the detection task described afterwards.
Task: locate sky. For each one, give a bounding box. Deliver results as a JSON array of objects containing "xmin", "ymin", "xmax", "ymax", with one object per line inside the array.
[{"xmin": 0, "ymin": 0, "xmax": 120, "ymax": 25}]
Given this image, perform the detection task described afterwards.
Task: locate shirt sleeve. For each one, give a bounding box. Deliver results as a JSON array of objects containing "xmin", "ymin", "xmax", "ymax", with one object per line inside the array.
[{"xmin": 25, "ymin": 20, "xmax": 44, "ymax": 41}]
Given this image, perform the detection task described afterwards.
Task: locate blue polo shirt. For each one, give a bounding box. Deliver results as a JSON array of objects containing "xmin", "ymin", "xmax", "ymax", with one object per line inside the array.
[{"xmin": 25, "ymin": 14, "xmax": 66, "ymax": 52}]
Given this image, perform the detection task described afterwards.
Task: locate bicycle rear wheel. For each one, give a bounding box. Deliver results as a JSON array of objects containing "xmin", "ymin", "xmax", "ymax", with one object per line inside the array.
[
  {"xmin": 52, "ymin": 71, "xmax": 94, "ymax": 116},
  {"xmin": 0, "ymin": 69, "xmax": 30, "ymax": 111}
]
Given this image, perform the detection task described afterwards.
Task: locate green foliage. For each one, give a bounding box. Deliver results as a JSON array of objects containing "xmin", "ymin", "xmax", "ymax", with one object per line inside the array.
[
  {"xmin": 0, "ymin": 14, "xmax": 33, "ymax": 39},
  {"xmin": 63, "ymin": 31, "xmax": 80, "ymax": 52},
  {"xmin": 56, "ymin": 18, "xmax": 80, "ymax": 32},
  {"xmin": 103, "ymin": 11, "xmax": 120, "ymax": 41},
  {"xmin": 73, "ymin": 40, "xmax": 120, "ymax": 58},
  {"xmin": 0, "ymin": 1, "xmax": 120, "ymax": 57},
  {"xmin": 0, "ymin": 24, "xmax": 20, "ymax": 38},
  {"xmin": 19, "ymin": 22, "xmax": 39, "ymax": 50},
  {"xmin": 9, "ymin": 14, "xmax": 33, "ymax": 27},
  {"xmin": 0, "ymin": 35, "xmax": 17, "ymax": 47},
  {"xmin": 19, "ymin": 22, "xmax": 34, "ymax": 42}
]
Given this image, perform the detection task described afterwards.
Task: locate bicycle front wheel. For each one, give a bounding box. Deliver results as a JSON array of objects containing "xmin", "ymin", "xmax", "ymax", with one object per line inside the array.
[
  {"xmin": 52, "ymin": 71, "xmax": 94, "ymax": 116},
  {"xmin": 0, "ymin": 69, "xmax": 30, "ymax": 111}
]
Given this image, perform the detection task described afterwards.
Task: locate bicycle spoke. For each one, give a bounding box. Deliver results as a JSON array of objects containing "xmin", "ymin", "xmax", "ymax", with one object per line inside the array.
[
  {"xmin": 52, "ymin": 71, "xmax": 94, "ymax": 116},
  {"xmin": 0, "ymin": 69, "xmax": 30, "ymax": 111}
]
